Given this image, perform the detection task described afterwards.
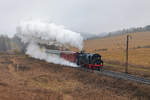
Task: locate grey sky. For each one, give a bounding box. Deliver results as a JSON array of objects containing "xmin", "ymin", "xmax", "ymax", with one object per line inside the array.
[{"xmin": 0, "ymin": 0, "xmax": 150, "ymax": 37}]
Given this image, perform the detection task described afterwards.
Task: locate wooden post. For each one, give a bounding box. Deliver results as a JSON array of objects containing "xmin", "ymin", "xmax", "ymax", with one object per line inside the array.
[{"xmin": 125, "ymin": 35, "xmax": 129, "ymax": 73}]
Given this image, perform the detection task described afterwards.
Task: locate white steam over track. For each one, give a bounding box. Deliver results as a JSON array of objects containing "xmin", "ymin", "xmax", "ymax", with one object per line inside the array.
[{"xmin": 16, "ymin": 19, "xmax": 83, "ymax": 67}]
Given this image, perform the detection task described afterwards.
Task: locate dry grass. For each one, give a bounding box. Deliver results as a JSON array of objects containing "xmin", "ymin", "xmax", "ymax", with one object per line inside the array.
[
  {"xmin": 84, "ymin": 32, "xmax": 150, "ymax": 77},
  {"xmin": 0, "ymin": 53, "xmax": 150, "ymax": 100}
]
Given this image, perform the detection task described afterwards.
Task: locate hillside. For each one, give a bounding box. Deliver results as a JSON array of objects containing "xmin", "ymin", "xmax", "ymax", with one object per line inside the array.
[
  {"xmin": 84, "ymin": 31, "xmax": 150, "ymax": 76},
  {"xmin": 0, "ymin": 53, "xmax": 150, "ymax": 100}
]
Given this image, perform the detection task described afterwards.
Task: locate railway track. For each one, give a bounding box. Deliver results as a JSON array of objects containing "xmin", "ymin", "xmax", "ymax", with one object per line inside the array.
[
  {"xmin": 45, "ymin": 49, "xmax": 150, "ymax": 85},
  {"xmin": 79, "ymin": 68, "xmax": 150, "ymax": 85},
  {"xmin": 99, "ymin": 70, "xmax": 150, "ymax": 85}
]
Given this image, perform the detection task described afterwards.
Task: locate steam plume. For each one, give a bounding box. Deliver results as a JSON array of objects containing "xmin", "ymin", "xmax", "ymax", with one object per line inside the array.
[
  {"xmin": 17, "ymin": 19, "xmax": 83, "ymax": 50},
  {"xmin": 16, "ymin": 19, "xmax": 83, "ymax": 67}
]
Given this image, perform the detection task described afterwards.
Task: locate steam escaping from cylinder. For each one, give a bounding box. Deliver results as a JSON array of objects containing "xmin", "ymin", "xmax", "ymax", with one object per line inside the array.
[{"xmin": 16, "ymin": 19, "xmax": 83, "ymax": 67}]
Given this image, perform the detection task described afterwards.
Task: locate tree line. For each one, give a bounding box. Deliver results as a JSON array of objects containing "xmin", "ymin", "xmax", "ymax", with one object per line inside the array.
[
  {"xmin": 0, "ymin": 35, "xmax": 26, "ymax": 52},
  {"xmin": 107, "ymin": 25, "xmax": 150, "ymax": 37}
]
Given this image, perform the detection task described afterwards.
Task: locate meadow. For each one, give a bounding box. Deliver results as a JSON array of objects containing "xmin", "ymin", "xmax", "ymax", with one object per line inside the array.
[{"xmin": 85, "ymin": 32, "xmax": 150, "ymax": 77}]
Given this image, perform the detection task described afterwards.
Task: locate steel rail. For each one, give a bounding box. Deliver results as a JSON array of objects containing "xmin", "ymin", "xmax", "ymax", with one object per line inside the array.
[{"xmin": 79, "ymin": 68, "xmax": 150, "ymax": 85}]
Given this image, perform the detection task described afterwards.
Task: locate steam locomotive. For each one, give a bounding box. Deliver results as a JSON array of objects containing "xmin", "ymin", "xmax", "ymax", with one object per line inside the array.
[
  {"xmin": 76, "ymin": 52, "xmax": 103, "ymax": 70},
  {"xmin": 46, "ymin": 50, "xmax": 103, "ymax": 71}
]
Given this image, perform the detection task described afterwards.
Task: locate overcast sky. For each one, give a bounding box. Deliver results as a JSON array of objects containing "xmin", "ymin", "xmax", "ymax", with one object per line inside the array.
[{"xmin": 0, "ymin": 0, "xmax": 150, "ymax": 37}]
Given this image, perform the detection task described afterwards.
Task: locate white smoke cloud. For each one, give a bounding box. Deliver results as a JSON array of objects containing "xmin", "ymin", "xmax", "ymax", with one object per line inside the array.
[
  {"xmin": 26, "ymin": 42, "xmax": 77, "ymax": 67},
  {"xmin": 16, "ymin": 19, "xmax": 83, "ymax": 67},
  {"xmin": 17, "ymin": 19, "xmax": 83, "ymax": 50}
]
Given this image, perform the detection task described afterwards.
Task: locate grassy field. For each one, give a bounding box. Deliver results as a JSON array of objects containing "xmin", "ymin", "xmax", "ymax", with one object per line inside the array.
[
  {"xmin": 84, "ymin": 32, "xmax": 150, "ymax": 77},
  {"xmin": 0, "ymin": 53, "xmax": 150, "ymax": 100}
]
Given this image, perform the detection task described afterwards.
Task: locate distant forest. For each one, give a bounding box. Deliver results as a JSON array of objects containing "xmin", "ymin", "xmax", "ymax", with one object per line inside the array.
[
  {"xmin": 0, "ymin": 35, "xmax": 26, "ymax": 52},
  {"xmin": 87, "ymin": 25, "xmax": 150, "ymax": 40},
  {"xmin": 107, "ymin": 25, "xmax": 150, "ymax": 37}
]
